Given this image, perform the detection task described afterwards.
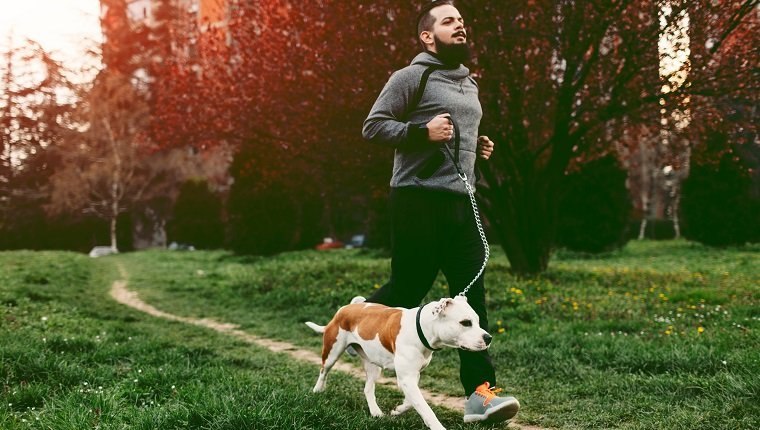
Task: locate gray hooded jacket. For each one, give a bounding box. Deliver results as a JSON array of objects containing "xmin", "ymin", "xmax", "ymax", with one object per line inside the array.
[{"xmin": 362, "ymin": 52, "xmax": 482, "ymax": 195}]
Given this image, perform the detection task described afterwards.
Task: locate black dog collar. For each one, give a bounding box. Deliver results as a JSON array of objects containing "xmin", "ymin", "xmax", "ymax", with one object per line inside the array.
[{"xmin": 416, "ymin": 302, "xmax": 442, "ymax": 351}]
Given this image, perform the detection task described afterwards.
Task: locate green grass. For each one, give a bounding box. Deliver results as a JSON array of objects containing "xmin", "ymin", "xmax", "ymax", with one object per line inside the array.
[
  {"xmin": 0, "ymin": 251, "xmax": 497, "ymax": 429},
  {"xmin": 115, "ymin": 240, "xmax": 760, "ymax": 429},
  {"xmin": 1, "ymin": 241, "xmax": 758, "ymax": 429}
]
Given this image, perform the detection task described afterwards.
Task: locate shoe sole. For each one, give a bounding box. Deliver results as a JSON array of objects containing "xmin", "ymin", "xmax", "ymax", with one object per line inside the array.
[{"xmin": 463, "ymin": 398, "xmax": 520, "ymax": 423}]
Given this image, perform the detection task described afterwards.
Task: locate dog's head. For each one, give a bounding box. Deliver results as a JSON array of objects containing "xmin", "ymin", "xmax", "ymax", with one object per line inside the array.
[{"xmin": 430, "ymin": 295, "xmax": 492, "ymax": 351}]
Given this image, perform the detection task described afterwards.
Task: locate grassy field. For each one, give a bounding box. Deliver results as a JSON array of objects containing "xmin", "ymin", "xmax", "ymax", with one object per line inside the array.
[
  {"xmin": 0, "ymin": 252, "xmax": 488, "ymax": 430},
  {"xmin": 1, "ymin": 240, "xmax": 759, "ymax": 429}
]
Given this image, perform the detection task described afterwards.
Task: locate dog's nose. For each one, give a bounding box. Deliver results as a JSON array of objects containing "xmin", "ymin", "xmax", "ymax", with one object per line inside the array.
[{"xmin": 483, "ymin": 333, "xmax": 492, "ymax": 345}]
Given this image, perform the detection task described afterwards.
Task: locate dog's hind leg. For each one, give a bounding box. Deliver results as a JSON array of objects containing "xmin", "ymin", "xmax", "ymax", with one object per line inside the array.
[
  {"xmin": 362, "ymin": 360, "xmax": 384, "ymax": 417},
  {"xmin": 313, "ymin": 324, "xmax": 346, "ymax": 393}
]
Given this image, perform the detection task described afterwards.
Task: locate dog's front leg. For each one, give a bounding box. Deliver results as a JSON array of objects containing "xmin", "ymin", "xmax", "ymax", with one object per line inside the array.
[
  {"xmin": 362, "ymin": 360, "xmax": 384, "ymax": 417},
  {"xmin": 390, "ymin": 396, "xmax": 413, "ymax": 416},
  {"xmin": 395, "ymin": 366, "xmax": 445, "ymax": 430}
]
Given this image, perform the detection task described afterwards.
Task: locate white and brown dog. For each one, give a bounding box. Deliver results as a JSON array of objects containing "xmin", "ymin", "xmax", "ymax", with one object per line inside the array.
[{"xmin": 306, "ymin": 295, "xmax": 491, "ymax": 430}]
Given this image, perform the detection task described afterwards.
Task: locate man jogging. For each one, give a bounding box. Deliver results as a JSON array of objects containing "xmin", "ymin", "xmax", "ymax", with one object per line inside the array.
[{"xmin": 361, "ymin": 0, "xmax": 520, "ymax": 424}]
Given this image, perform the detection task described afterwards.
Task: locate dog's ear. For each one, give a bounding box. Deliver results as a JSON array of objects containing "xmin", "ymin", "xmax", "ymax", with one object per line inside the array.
[
  {"xmin": 432, "ymin": 298, "xmax": 455, "ymax": 318},
  {"xmin": 454, "ymin": 294, "xmax": 468, "ymax": 302}
]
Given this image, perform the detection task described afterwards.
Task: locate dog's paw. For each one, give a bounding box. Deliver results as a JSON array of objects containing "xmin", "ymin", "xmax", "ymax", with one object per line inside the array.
[
  {"xmin": 370, "ymin": 409, "xmax": 384, "ymax": 418},
  {"xmin": 390, "ymin": 405, "xmax": 411, "ymax": 416}
]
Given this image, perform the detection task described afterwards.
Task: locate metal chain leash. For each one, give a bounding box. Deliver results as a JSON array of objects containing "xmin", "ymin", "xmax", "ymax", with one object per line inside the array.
[
  {"xmin": 439, "ymin": 116, "xmax": 489, "ymax": 298},
  {"xmin": 456, "ymin": 172, "xmax": 490, "ymax": 298}
]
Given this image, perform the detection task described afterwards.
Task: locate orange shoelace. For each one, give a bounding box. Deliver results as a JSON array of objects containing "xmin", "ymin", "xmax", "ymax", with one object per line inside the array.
[{"xmin": 474, "ymin": 382, "xmax": 502, "ymax": 406}]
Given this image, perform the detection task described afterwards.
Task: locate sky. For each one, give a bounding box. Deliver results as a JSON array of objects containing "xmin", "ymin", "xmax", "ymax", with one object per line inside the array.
[{"xmin": 0, "ymin": 0, "xmax": 103, "ymax": 83}]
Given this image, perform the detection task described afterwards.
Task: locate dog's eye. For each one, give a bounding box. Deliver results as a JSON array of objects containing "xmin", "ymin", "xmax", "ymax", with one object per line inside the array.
[{"xmin": 460, "ymin": 320, "xmax": 472, "ymax": 327}]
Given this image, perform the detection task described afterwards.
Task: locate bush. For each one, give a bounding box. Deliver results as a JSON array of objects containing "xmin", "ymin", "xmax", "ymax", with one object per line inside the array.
[
  {"xmin": 556, "ymin": 155, "xmax": 632, "ymax": 253},
  {"xmin": 225, "ymin": 144, "xmax": 323, "ymax": 255},
  {"xmin": 681, "ymin": 153, "xmax": 759, "ymax": 246},
  {"xmin": 167, "ymin": 180, "xmax": 224, "ymax": 249}
]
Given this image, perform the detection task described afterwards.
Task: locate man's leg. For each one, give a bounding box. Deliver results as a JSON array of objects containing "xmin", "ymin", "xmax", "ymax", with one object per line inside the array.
[
  {"xmin": 440, "ymin": 193, "xmax": 519, "ymax": 423},
  {"xmin": 441, "ymin": 257, "xmax": 496, "ymax": 396},
  {"xmin": 439, "ymin": 193, "xmax": 495, "ymax": 396},
  {"xmin": 366, "ymin": 187, "xmax": 439, "ymax": 308}
]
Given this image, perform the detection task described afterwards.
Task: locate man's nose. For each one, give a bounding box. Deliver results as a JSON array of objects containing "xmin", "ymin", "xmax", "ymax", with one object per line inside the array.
[{"xmin": 483, "ymin": 333, "xmax": 492, "ymax": 345}]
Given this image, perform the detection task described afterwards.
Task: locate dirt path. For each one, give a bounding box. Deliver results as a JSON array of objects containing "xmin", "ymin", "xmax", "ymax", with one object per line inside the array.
[{"xmin": 110, "ymin": 263, "xmax": 545, "ymax": 430}]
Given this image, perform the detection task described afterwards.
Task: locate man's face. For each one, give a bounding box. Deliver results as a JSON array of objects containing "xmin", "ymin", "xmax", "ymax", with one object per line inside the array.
[{"xmin": 429, "ymin": 5, "xmax": 467, "ymax": 49}]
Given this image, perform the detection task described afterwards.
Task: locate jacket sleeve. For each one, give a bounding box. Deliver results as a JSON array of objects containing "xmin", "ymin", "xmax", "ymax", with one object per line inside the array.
[{"xmin": 362, "ymin": 69, "xmax": 429, "ymax": 148}]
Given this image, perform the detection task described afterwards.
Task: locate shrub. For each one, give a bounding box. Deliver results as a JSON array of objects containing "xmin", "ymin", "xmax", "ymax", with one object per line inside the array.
[
  {"xmin": 168, "ymin": 180, "xmax": 224, "ymax": 249},
  {"xmin": 225, "ymin": 144, "xmax": 322, "ymax": 255},
  {"xmin": 556, "ymin": 155, "xmax": 632, "ymax": 253},
  {"xmin": 681, "ymin": 153, "xmax": 759, "ymax": 246}
]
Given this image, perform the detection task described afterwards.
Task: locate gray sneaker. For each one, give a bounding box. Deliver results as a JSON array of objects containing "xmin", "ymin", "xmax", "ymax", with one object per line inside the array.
[
  {"xmin": 464, "ymin": 382, "xmax": 520, "ymax": 423},
  {"xmin": 345, "ymin": 296, "xmax": 367, "ymax": 357}
]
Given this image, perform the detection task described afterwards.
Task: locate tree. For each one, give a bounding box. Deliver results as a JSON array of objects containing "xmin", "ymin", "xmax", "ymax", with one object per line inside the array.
[
  {"xmin": 47, "ymin": 72, "xmax": 167, "ymax": 251},
  {"xmin": 459, "ymin": 0, "xmax": 757, "ymax": 273},
  {"xmin": 149, "ymin": 0, "xmax": 414, "ymax": 246},
  {"xmin": 147, "ymin": 1, "xmax": 756, "ymax": 271},
  {"xmin": 0, "ymin": 38, "xmax": 74, "ymax": 248},
  {"xmin": 95, "ymin": 0, "xmax": 232, "ymax": 249}
]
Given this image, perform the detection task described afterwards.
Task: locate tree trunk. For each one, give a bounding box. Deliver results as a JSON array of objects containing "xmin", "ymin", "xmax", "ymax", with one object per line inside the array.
[
  {"xmin": 638, "ymin": 218, "xmax": 648, "ymax": 240},
  {"xmin": 480, "ymin": 164, "xmax": 556, "ymax": 276},
  {"xmin": 110, "ymin": 214, "xmax": 118, "ymax": 251},
  {"xmin": 672, "ymin": 189, "xmax": 681, "ymax": 239},
  {"xmin": 478, "ymin": 124, "xmax": 573, "ymax": 275}
]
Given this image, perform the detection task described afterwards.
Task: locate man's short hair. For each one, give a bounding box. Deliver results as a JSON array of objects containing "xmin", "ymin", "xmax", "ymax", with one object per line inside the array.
[{"xmin": 416, "ymin": 0, "xmax": 456, "ymax": 45}]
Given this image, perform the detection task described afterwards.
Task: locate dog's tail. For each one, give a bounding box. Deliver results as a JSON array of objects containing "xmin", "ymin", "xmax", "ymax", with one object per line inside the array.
[{"xmin": 305, "ymin": 322, "xmax": 325, "ymax": 334}]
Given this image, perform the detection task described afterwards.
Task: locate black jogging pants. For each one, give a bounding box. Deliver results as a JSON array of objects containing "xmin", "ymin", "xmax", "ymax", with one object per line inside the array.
[{"xmin": 366, "ymin": 186, "xmax": 496, "ymax": 396}]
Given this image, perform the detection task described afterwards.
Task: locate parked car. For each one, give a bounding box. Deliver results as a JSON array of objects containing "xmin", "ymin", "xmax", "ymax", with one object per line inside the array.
[
  {"xmin": 315, "ymin": 237, "xmax": 344, "ymax": 250},
  {"xmin": 345, "ymin": 234, "xmax": 365, "ymax": 249}
]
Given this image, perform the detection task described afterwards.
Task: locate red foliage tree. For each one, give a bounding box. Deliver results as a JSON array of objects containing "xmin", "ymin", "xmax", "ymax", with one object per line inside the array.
[
  {"xmin": 150, "ymin": 0, "xmax": 418, "ymax": 239},
  {"xmin": 460, "ymin": 0, "xmax": 756, "ymax": 272}
]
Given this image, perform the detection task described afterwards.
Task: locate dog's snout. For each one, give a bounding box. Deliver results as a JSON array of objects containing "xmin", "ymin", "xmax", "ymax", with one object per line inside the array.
[{"xmin": 483, "ymin": 333, "xmax": 492, "ymax": 345}]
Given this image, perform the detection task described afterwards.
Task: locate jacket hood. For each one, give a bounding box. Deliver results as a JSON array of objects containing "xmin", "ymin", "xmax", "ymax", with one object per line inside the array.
[{"xmin": 411, "ymin": 52, "xmax": 470, "ymax": 79}]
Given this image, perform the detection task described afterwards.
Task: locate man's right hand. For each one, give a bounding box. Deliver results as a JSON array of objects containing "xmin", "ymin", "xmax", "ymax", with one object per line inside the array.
[{"xmin": 426, "ymin": 113, "xmax": 454, "ymax": 143}]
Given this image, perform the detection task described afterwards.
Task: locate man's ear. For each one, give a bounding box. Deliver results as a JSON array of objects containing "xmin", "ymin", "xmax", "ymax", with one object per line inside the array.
[
  {"xmin": 432, "ymin": 298, "xmax": 454, "ymax": 318},
  {"xmin": 420, "ymin": 31, "xmax": 434, "ymax": 47}
]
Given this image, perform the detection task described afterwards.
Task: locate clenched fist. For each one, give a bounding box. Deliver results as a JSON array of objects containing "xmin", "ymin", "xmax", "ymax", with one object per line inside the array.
[
  {"xmin": 477, "ymin": 136, "xmax": 494, "ymax": 160},
  {"xmin": 426, "ymin": 113, "xmax": 454, "ymax": 143}
]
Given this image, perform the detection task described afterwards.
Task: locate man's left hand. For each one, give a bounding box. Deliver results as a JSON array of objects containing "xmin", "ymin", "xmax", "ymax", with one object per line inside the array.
[{"xmin": 477, "ymin": 136, "xmax": 494, "ymax": 160}]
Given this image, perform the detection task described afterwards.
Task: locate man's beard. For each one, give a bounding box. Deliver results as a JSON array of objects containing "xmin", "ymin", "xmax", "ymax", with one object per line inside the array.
[{"xmin": 433, "ymin": 35, "xmax": 471, "ymax": 66}]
